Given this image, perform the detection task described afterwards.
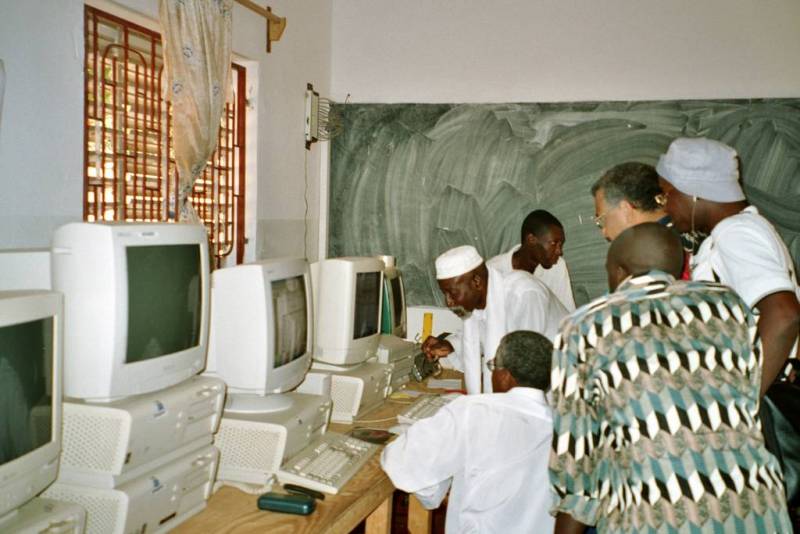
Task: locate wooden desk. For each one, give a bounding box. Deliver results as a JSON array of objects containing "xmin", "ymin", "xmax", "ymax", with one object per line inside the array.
[
  {"xmin": 171, "ymin": 457, "xmax": 394, "ymax": 534},
  {"xmin": 173, "ymin": 373, "xmax": 461, "ymax": 534}
]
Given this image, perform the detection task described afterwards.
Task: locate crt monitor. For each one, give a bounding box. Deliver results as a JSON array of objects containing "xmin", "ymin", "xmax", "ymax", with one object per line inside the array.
[
  {"xmin": 0, "ymin": 291, "xmax": 62, "ymax": 521},
  {"xmin": 380, "ymin": 265, "xmax": 407, "ymax": 339},
  {"xmin": 52, "ymin": 222, "xmax": 210, "ymax": 401},
  {"xmin": 311, "ymin": 257, "xmax": 383, "ymax": 366},
  {"xmin": 205, "ymin": 258, "xmax": 313, "ymax": 413}
]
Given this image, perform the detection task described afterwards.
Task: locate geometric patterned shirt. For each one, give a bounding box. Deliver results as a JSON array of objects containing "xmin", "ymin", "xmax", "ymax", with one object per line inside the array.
[{"xmin": 549, "ymin": 271, "xmax": 791, "ymax": 533}]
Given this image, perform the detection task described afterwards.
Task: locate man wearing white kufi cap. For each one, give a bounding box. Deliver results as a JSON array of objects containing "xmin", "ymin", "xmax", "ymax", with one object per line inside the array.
[
  {"xmin": 422, "ymin": 245, "xmax": 567, "ymax": 394},
  {"xmin": 657, "ymin": 137, "xmax": 800, "ymax": 396}
]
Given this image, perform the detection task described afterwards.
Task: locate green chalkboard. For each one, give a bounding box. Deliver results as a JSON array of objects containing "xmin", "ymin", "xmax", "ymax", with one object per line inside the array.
[{"xmin": 329, "ymin": 100, "xmax": 800, "ymax": 307}]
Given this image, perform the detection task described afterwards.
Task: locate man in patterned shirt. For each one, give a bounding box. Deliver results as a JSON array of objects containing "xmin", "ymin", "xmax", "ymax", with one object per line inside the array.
[{"xmin": 549, "ymin": 223, "xmax": 790, "ymax": 533}]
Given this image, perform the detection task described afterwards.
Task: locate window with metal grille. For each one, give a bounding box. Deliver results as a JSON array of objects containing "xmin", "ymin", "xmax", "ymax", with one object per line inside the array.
[{"xmin": 84, "ymin": 6, "xmax": 246, "ymax": 265}]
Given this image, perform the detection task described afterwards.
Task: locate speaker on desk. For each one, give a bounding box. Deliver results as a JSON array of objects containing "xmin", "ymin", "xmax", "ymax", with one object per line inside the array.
[
  {"xmin": 213, "ymin": 392, "xmax": 332, "ymax": 491},
  {"xmin": 214, "ymin": 420, "xmax": 285, "ymax": 489},
  {"xmin": 329, "ymin": 375, "xmax": 364, "ymax": 422},
  {"xmin": 329, "ymin": 362, "xmax": 393, "ymax": 424}
]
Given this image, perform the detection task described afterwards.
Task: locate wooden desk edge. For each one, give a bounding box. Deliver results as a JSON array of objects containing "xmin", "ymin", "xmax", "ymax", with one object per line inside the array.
[{"xmin": 173, "ymin": 372, "xmax": 461, "ymax": 533}]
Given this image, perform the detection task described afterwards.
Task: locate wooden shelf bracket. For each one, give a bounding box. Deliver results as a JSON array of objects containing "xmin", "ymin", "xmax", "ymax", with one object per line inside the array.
[{"xmin": 234, "ymin": 0, "xmax": 287, "ymax": 53}]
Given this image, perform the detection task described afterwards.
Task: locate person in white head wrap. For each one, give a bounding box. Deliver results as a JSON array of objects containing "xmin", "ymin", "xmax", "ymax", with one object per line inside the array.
[
  {"xmin": 656, "ymin": 136, "xmax": 800, "ymax": 395},
  {"xmin": 422, "ymin": 245, "xmax": 567, "ymax": 394}
]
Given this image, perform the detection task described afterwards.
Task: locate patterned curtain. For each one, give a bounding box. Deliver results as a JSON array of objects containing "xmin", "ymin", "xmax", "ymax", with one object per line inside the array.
[{"xmin": 159, "ymin": 0, "xmax": 233, "ymax": 221}]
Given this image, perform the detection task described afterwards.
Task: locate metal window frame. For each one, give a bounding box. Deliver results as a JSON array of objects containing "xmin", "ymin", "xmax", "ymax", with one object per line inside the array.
[{"xmin": 83, "ymin": 5, "xmax": 246, "ymax": 265}]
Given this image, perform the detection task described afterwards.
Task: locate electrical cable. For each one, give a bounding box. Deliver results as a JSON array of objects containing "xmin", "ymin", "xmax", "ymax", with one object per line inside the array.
[{"xmin": 304, "ymin": 148, "xmax": 309, "ymax": 259}]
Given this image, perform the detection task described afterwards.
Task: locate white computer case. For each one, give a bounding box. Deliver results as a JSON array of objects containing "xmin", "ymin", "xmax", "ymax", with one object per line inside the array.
[
  {"xmin": 43, "ymin": 444, "xmax": 218, "ymax": 534},
  {"xmin": 58, "ymin": 376, "xmax": 225, "ymax": 488},
  {"xmin": 0, "ymin": 498, "xmax": 86, "ymax": 534},
  {"xmin": 376, "ymin": 334, "xmax": 418, "ymax": 391}
]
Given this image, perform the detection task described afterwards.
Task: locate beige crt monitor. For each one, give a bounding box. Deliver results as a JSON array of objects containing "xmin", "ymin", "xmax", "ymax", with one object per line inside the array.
[
  {"xmin": 377, "ymin": 255, "xmax": 407, "ymax": 339},
  {"xmin": 52, "ymin": 222, "xmax": 210, "ymax": 401},
  {"xmin": 0, "ymin": 291, "xmax": 63, "ymax": 525},
  {"xmin": 205, "ymin": 258, "xmax": 314, "ymax": 413},
  {"xmin": 307, "ymin": 257, "xmax": 391, "ymax": 422},
  {"xmin": 310, "ymin": 257, "xmax": 384, "ymax": 366}
]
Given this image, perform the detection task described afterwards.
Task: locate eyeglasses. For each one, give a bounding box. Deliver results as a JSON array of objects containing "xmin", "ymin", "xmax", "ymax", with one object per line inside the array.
[
  {"xmin": 486, "ymin": 359, "xmax": 503, "ymax": 372},
  {"xmin": 592, "ymin": 211, "xmax": 610, "ymax": 229}
]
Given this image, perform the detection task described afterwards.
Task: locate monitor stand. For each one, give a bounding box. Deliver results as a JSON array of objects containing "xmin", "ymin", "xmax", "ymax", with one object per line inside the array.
[
  {"xmin": 214, "ymin": 391, "xmax": 332, "ymax": 491},
  {"xmin": 224, "ymin": 392, "xmax": 294, "ymax": 414}
]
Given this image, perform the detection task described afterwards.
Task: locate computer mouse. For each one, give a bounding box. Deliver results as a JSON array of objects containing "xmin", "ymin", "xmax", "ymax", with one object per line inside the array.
[{"xmin": 387, "ymin": 424, "xmax": 411, "ymax": 435}]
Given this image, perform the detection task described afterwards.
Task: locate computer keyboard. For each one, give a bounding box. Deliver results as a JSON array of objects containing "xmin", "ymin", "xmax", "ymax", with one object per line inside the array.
[
  {"xmin": 276, "ymin": 432, "xmax": 379, "ymax": 495},
  {"xmin": 396, "ymin": 394, "xmax": 454, "ymax": 425}
]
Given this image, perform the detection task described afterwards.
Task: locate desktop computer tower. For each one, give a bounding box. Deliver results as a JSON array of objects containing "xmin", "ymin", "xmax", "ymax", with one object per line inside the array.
[
  {"xmin": 214, "ymin": 392, "xmax": 332, "ymax": 489},
  {"xmin": 376, "ymin": 334, "xmax": 418, "ymax": 391},
  {"xmin": 56, "ymin": 376, "xmax": 226, "ymax": 488},
  {"xmin": 0, "ymin": 498, "xmax": 86, "ymax": 534},
  {"xmin": 386, "ymin": 357, "xmax": 415, "ymax": 392},
  {"xmin": 43, "ymin": 444, "xmax": 218, "ymax": 534},
  {"xmin": 308, "ymin": 361, "xmax": 393, "ymax": 423}
]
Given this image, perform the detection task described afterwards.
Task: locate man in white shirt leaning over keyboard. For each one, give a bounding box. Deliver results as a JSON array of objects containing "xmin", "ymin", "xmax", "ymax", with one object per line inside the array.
[
  {"xmin": 422, "ymin": 245, "xmax": 567, "ymax": 395},
  {"xmin": 381, "ymin": 330, "xmax": 555, "ymax": 534}
]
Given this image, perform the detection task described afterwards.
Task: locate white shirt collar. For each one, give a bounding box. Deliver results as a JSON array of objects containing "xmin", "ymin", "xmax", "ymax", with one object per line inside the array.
[{"xmin": 506, "ymin": 387, "xmax": 549, "ymax": 406}]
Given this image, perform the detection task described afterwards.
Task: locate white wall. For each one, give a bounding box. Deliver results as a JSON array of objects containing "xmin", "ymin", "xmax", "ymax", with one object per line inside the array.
[
  {"xmin": 4, "ymin": 1, "xmax": 798, "ymax": 252},
  {"xmin": 0, "ymin": 0, "xmax": 83, "ymax": 248},
  {"xmin": 253, "ymin": 0, "xmax": 331, "ymax": 262},
  {"xmin": 0, "ymin": 0, "xmax": 331, "ymax": 261},
  {"xmin": 331, "ymin": 0, "xmax": 800, "ymax": 103},
  {"xmin": 327, "ymin": 0, "xmax": 800, "ymax": 322}
]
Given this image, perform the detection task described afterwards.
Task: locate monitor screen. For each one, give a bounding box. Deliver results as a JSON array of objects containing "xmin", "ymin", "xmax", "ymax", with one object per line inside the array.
[
  {"xmin": 390, "ymin": 276, "xmax": 404, "ymax": 329},
  {"xmin": 126, "ymin": 244, "xmax": 202, "ymax": 364},
  {"xmin": 0, "ymin": 317, "xmax": 53, "ymax": 466},
  {"xmin": 354, "ymin": 272, "xmax": 381, "ymax": 339},
  {"xmin": 272, "ymin": 275, "xmax": 308, "ymax": 368},
  {"xmin": 0, "ymin": 292, "xmax": 62, "ymax": 518}
]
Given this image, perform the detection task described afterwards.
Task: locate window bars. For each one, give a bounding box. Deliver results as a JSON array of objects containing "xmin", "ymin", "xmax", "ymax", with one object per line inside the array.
[{"xmin": 84, "ymin": 6, "xmax": 246, "ymax": 265}]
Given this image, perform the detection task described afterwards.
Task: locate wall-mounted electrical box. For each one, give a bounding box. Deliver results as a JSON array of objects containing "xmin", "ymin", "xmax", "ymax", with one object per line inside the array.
[{"xmin": 305, "ymin": 84, "xmax": 320, "ymax": 149}]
